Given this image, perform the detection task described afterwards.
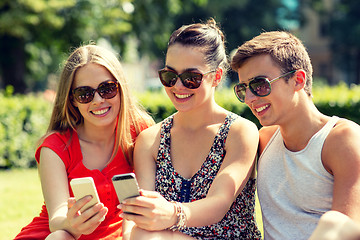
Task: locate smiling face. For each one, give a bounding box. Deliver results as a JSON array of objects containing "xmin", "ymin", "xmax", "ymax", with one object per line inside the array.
[
  {"xmin": 238, "ymin": 54, "xmax": 296, "ymax": 126},
  {"xmin": 72, "ymin": 63, "xmax": 120, "ymax": 130},
  {"xmin": 163, "ymin": 44, "xmax": 217, "ymax": 113}
]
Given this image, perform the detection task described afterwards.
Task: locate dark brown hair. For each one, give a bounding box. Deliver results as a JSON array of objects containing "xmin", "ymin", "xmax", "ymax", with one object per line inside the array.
[
  {"xmin": 231, "ymin": 31, "xmax": 313, "ymax": 96},
  {"xmin": 168, "ymin": 18, "xmax": 229, "ymax": 74}
]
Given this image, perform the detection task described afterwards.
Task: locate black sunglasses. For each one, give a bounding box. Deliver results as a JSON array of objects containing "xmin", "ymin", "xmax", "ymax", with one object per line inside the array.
[
  {"xmin": 233, "ymin": 70, "xmax": 296, "ymax": 102},
  {"xmin": 72, "ymin": 80, "xmax": 119, "ymax": 104},
  {"xmin": 158, "ymin": 68, "xmax": 215, "ymax": 89}
]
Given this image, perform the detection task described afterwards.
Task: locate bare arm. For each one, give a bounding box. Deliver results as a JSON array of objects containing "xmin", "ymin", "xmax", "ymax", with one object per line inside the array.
[
  {"xmin": 122, "ymin": 118, "xmax": 259, "ymax": 229},
  {"xmin": 133, "ymin": 123, "xmax": 161, "ymax": 191},
  {"xmin": 39, "ymin": 147, "xmax": 73, "ymax": 233},
  {"xmin": 39, "ymin": 147, "xmax": 107, "ymax": 239},
  {"xmin": 322, "ymin": 119, "xmax": 360, "ymax": 222},
  {"xmin": 122, "ymin": 124, "xmax": 165, "ymax": 239},
  {"xmin": 181, "ymin": 118, "xmax": 259, "ymax": 226},
  {"xmin": 309, "ymin": 210, "xmax": 360, "ymax": 240}
]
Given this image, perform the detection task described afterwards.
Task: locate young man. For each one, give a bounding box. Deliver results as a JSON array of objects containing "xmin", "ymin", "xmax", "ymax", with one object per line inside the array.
[{"xmin": 231, "ymin": 31, "xmax": 360, "ymax": 240}]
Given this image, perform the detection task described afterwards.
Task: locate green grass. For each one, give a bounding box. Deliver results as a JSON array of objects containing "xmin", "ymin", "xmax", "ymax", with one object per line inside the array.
[
  {"xmin": 1, "ymin": 168, "xmax": 264, "ymax": 239},
  {"xmin": 0, "ymin": 168, "xmax": 43, "ymax": 240}
]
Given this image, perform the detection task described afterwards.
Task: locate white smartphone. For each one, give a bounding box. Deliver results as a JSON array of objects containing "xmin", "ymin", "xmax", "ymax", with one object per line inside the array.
[
  {"xmin": 112, "ymin": 173, "xmax": 140, "ymax": 203},
  {"xmin": 70, "ymin": 177, "xmax": 100, "ymax": 213}
]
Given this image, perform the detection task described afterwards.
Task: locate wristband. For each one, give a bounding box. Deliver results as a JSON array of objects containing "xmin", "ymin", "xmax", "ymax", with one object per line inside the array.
[{"xmin": 168, "ymin": 201, "xmax": 187, "ymax": 231}]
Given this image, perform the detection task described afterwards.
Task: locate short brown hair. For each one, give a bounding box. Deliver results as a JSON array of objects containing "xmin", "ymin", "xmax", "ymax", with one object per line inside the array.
[{"xmin": 231, "ymin": 31, "xmax": 313, "ymax": 96}]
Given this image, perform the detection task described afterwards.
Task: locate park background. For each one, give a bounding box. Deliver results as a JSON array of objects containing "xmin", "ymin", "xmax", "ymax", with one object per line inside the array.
[{"xmin": 1, "ymin": 0, "xmax": 360, "ymax": 238}]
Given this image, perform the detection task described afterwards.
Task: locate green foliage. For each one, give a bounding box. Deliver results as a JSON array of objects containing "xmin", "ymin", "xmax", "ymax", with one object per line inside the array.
[
  {"xmin": 0, "ymin": 0, "xmax": 134, "ymax": 92},
  {"xmin": 136, "ymin": 90, "xmax": 177, "ymax": 122},
  {"xmin": 0, "ymin": 92, "xmax": 52, "ymax": 168},
  {"xmin": 170, "ymin": 0, "xmax": 296, "ymax": 54},
  {"xmin": 2, "ymin": 83, "xmax": 360, "ymax": 169},
  {"xmin": 313, "ymin": 82, "xmax": 360, "ymax": 124},
  {"xmin": 307, "ymin": 0, "xmax": 360, "ymax": 84},
  {"xmin": 1, "ymin": 0, "xmax": 299, "ymax": 92}
]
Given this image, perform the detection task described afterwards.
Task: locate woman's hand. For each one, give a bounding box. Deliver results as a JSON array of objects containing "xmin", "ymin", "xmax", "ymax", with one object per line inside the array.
[
  {"xmin": 119, "ymin": 190, "xmax": 177, "ymax": 231},
  {"xmin": 66, "ymin": 197, "xmax": 108, "ymax": 238},
  {"xmin": 45, "ymin": 230, "xmax": 76, "ymax": 240}
]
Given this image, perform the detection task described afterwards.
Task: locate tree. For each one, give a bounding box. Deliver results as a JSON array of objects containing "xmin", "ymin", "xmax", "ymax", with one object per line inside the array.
[
  {"xmin": 0, "ymin": 0, "xmax": 299, "ymax": 92},
  {"xmin": 166, "ymin": 0, "xmax": 298, "ymax": 84},
  {"xmin": 0, "ymin": 0, "xmax": 133, "ymax": 93},
  {"xmin": 0, "ymin": 0, "xmax": 75, "ymax": 93},
  {"xmin": 304, "ymin": 0, "xmax": 360, "ymax": 84},
  {"xmin": 130, "ymin": 0, "xmax": 297, "ymax": 59},
  {"xmin": 173, "ymin": 0, "xmax": 295, "ymax": 52},
  {"xmin": 328, "ymin": 0, "xmax": 360, "ymax": 84}
]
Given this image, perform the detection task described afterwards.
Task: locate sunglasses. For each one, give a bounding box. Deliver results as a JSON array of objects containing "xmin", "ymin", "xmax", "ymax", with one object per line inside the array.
[
  {"xmin": 72, "ymin": 80, "xmax": 119, "ymax": 104},
  {"xmin": 158, "ymin": 68, "xmax": 215, "ymax": 89},
  {"xmin": 233, "ymin": 70, "xmax": 296, "ymax": 102}
]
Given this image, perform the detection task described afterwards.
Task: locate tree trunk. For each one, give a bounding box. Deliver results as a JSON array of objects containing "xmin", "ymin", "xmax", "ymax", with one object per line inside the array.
[{"xmin": 0, "ymin": 35, "xmax": 27, "ymax": 93}]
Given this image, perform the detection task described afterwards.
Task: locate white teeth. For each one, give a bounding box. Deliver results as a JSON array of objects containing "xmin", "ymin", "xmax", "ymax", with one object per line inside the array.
[
  {"xmin": 255, "ymin": 105, "xmax": 269, "ymax": 113},
  {"xmin": 175, "ymin": 93, "xmax": 192, "ymax": 99},
  {"xmin": 92, "ymin": 108, "xmax": 110, "ymax": 115}
]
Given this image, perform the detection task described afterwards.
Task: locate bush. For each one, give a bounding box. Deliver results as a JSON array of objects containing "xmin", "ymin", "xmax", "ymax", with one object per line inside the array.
[
  {"xmin": 0, "ymin": 91, "xmax": 52, "ymax": 168},
  {"xmin": 1, "ymin": 83, "xmax": 360, "ymax": 169}
]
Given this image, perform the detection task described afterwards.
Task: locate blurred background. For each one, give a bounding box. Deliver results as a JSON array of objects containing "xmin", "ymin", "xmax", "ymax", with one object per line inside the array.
[
  {"xmin": 1, "ymin": 0, "xmax": 360, "ymax": 94},
  {"xmin": 1, "ymin": 0, "xmax": 360, "ymax": 169},
  {"xmin": 1, "ymin": 1, "xmax": 360, "ymax": 238}
]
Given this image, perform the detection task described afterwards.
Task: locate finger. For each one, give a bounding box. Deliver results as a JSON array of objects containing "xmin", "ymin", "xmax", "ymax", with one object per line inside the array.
[
  {"xmin": 122, "ymin": 212, "xmax": 162, "ymax": 231},
  {"xmin": 121, "ymin": 211, "xmax": 148, "ymax": 225},
  {"xmin": 82, "ymin": 207, "xmax": 108, "ymax": 232},
  {"xmin": 75, "ymin": 195, "xmax": 93, "ymax": 211},
  {"xmin": 139, "ymin": 189, "xmax": 162, "ymax": 198},
  {"xmin": 80, "ymin": 203, "xmax": 105, "ymax": 220},
  {"xmin": 120, "ymin": 202, "xmax": 149, "ymax": 216},
  {"xmin": 68, "ymin": 197, "xmax": 76, "ymax": 208},
  {"xmin": 67, "ymin": 197, "xmax": 88, "ymax": 220},
  {"xmin": 122, "ymin": 194, "xmax": 159, "ymax": 208},
  {"xmin": 70, "ymin": 204, "xmax": 108, "ymax": 233}
]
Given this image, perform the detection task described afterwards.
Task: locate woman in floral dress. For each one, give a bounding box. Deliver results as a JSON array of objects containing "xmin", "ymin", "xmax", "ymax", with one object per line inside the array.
[{"xmin": 120, "ymin": 19, "xmax": 261, "ymax": 240}]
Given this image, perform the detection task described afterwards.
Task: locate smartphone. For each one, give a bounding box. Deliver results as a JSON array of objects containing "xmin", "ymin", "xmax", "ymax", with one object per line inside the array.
[
  {"xmin": 112, "ymin": 173, "xmax": 140, "ymax": 203},
  {"xmin": 70, "ymin": 177, "xmax": 100, "ymax": 213}
]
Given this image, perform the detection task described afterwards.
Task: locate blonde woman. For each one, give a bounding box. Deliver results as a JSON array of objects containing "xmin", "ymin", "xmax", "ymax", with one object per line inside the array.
[{"xmin": 14, "ymin": 44, "xmax": 154, "ymax": 240}]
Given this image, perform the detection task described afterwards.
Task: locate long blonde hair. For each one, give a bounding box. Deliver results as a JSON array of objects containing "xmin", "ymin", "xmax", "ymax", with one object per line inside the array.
[{"xmin": 45, "ymin": 44, "xmax": 154, "ymax": 165}]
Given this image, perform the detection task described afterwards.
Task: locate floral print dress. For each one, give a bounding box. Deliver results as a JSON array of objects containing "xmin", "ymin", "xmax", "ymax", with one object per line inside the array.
[{"xmin": 155, "ymin": 113, "xmax": 261, "ymax": 239}]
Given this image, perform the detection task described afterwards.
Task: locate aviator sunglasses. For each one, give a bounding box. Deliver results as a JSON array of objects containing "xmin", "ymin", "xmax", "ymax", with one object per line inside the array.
[
  {"xmin": 72, "ymin": 80, "xmax": 119, "ymax": 104},
  {"xmin": 158, "ymin": 68, "xmax": 215, "ymax": 89},
  {"xmin": 233, "ymin": 70, "xmax": 296, "ymax": 102}
]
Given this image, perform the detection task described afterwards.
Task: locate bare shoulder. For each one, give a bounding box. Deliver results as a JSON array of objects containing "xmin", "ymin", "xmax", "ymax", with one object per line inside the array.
[
  {"xmin": 134, "ymin": 122, "xmax": 162, "ymax": 170},
  {"xmin": 228, "ymin": 115, "xmax": 259, "ymax": 139},
  {"xmin": 258, "ymin": 126, "xmax": 278, "ymax": 154},
  {"xmin": 331, "ymin": 118, "xmax": 360, "ymax": 134},
  {"xmin": 323, "ymin": 118, "xmax": 360, "ymax": 173},
  {"xmin": 226, "ymin": 116, "xmax": 259, "ymax": 150},
  {"xmin": 135, "ymin": 122, "xmax": 162, "ymax": 150},
  {"xmin": 325, "ymin": 118, "xmax": 360, "ymax": 149}
]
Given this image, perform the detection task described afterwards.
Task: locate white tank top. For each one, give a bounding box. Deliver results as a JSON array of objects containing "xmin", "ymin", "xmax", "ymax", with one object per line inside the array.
[{"xmin": 258, "ymin": 116, "xmax": 339, "ymax": 240}]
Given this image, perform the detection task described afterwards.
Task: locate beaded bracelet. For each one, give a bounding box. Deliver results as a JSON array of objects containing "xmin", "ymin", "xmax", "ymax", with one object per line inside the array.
[{"xmin": 168, "ymin": 201, "xmax": 187, "ymax": 231}]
